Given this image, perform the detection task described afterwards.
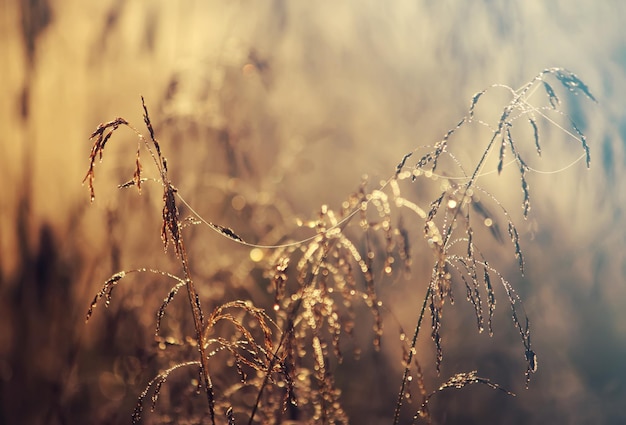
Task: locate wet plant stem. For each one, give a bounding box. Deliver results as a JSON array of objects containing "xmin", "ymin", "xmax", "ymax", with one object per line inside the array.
[
  {"xmin": 248, "ymin": 225, "xmax": 344, "ymax": 425},
  {"xmin": 392, "ymin": 103, "xmax": 506, "ymax": 425},
  {"xmin": 176, "ymin": 238, "xmax": 217, "ymax": 425},
  {"xmin": 392, "ymin": 286, "xmax": 431, "ymax": 425}
]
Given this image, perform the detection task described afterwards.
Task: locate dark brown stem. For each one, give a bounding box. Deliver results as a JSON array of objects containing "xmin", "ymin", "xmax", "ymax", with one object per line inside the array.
[
  {"xmin": 392, "ymin": 286, "xmax": 430, "ymax": 425},
  {"xmin": 178, "ymin": 243, "xmax": 216, "ymax": 425}
]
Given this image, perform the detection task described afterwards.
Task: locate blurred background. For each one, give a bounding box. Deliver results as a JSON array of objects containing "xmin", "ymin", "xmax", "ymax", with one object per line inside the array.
[{"xmin": 1, "ymin": 0, "xmax": 625, "ymax": 423}]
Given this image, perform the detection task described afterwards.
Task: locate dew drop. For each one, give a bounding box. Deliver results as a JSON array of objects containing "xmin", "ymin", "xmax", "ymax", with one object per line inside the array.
[
  {"xmin": 231, "ymin": 195, "xmax": 246, "ymax": 211},
  {"xmin": 250, "ymin": 248, "xmax": 263, "ymax": 262}
]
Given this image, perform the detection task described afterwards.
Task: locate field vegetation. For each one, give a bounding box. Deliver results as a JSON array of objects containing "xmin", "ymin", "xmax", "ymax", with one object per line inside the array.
[{"xmin": 1, "ymin": 1, "xmax": 625, "ymax": 424}]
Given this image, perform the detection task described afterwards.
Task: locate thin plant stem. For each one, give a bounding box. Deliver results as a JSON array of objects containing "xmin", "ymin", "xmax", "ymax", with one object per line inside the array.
[
  {"xmin": 177, "ymin": 241, "xmax": 216, "ymax": 425},
  {"xmin": 392, "ymin": 286, "xmax": 431, "ymax": 425}
]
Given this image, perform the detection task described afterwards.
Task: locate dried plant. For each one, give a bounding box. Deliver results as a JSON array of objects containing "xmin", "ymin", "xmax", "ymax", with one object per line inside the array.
[{"xmin": 83, "ymin": 68, "xmax": 595, "ymax": 424}]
